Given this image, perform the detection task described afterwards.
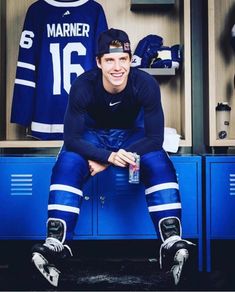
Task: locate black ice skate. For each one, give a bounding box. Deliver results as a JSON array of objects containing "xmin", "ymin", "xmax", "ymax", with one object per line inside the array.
[
  {"xmin": 159, "ymin": 217, "xmax": 195, "ymax": 285},
  {"xmin": 31, "ymin": 218, "xmax": 72, "ymax": 287}
]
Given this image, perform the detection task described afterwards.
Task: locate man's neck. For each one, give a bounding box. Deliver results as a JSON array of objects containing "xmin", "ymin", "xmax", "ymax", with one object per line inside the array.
[{"xmin": 102, "ymin": 78, "xmax": 127, "ymax": 94}]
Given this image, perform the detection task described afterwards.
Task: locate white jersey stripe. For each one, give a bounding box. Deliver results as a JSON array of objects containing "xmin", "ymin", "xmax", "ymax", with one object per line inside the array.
[
  {"xmin": 17, "ymin": 61, "xmax": 35, "ymax": 70},
  {"xmin": 50, "ymin": 184, "xmax": 83, "ymax": 196},
  {"xmin": 145, "ymin": 182, "xmax": 179, "ymax": 195},
  {"xmin": 48, "ymin": 204, "xmax": 80, "ymax": 214},
  {"xmin": 31, "ymin": 121, "xmax": 64, "ymax": 133},
  {"xmin": 15, "ymin": 79, "xmax": 36, "ymax": 88},
  {"xmin": 148, "ymin": 203, "xmax": 181, "ymax": 212}
]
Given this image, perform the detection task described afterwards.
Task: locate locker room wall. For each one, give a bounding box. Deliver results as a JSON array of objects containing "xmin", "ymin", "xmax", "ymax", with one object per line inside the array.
[{"xmin": 4, "ymin": 0, "xmax": 190, "ymax": 145}]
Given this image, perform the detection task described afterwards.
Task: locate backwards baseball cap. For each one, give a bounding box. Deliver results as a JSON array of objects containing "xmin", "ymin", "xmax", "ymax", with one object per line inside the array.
[{"xmin": 96, "ymin": 28, "xmax": 131, "ymax": 56}]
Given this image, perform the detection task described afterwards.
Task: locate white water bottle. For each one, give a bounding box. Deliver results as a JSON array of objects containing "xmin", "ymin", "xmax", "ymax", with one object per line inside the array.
[{"xmin": 216, "ymin": 102, "xmax": 231, "ymax": 139}]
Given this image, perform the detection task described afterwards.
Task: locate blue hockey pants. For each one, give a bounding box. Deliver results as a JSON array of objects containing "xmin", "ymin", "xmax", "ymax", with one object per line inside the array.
[{"xmin": 48, "ymin": 129, "xmax": 181, "ymax": 240}]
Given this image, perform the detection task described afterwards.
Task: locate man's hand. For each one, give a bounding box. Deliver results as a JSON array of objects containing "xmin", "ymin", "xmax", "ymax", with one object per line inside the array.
[
  {"xmin": 88, "ymin": 160, "xmax": 109, "ymax": 176},
  {"xmin": 108, "ymin": 149, "xmax": 136, "ymax": 167}
]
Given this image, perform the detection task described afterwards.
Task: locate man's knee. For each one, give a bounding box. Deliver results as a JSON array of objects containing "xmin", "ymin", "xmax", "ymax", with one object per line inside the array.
[
  {"xmin": 140, "ymin": 151, "xmax": 178, "ymax": 188},
  {"xmin": 52, "ymin": 150, "xmax": 89, "ymax": 180},
  {"xmin": 141, "ymin": 150, "xmax": 176, "ymax": 177}
]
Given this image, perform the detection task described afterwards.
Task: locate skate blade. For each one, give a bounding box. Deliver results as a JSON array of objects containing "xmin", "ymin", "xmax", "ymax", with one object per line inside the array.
[
  {"xmin": 32, "ymin": 252, "xmax": 60, "ymax": 287},
  {"xmin": 171, "ymin": 248, "xmax": 189, "ymax": 285}
]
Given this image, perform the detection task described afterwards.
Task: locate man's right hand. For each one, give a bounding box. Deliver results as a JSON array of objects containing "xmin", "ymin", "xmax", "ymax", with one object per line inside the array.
[
  {"xmin": 88, "ymin": 160, "xmax": 109, "ymax": 176},
  {"xmin": 108, "ymin": 149, "xmax": 136, "ymax": 167}
]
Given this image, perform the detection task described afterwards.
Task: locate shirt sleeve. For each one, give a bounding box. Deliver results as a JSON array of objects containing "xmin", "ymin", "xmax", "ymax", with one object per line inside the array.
[
  {"xmin": 63, "ymin": 80, "xmax": 112, "ymax": 163},
  {"xmin": 124, "ymin": 74, "xmax": 164, "ymax": 155}
]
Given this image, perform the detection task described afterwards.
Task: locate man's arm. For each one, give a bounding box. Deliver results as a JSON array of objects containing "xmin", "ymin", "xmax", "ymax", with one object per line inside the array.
[
  {"xmin": 63, "ymin": 82, "xmax": 112, "ymax": 164},
  {"xmin": 125, "ymin": 75, "xmax": 164, "ymax": 155}
]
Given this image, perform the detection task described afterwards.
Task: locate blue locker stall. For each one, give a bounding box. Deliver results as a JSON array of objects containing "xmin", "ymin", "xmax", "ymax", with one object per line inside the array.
[{"xmin": 0, "ymin": 155, "xmax": 202, "ymax": 271}]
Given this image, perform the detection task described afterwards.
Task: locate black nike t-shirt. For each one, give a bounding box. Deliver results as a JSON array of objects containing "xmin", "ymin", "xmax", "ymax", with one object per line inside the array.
[{"xmin": 64, "ymin": 67, "xmax": 164, "ymax": 163}]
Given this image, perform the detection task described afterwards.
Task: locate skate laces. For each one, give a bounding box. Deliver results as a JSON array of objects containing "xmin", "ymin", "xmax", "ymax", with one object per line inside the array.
[
  {"xmin": 43, "ymin": 237, "xmax": 64, "ymax": 252},
  {"xmin": 161, "ymin": 235, "xmax": 182, "ymax": 250},
  {"xmin": 162, "ymin": 235, "xmax": 195, "ymax": 250}
]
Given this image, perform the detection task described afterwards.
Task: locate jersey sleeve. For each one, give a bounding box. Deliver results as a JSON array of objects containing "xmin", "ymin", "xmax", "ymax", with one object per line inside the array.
[
  {"xmin": 94, "ymin": 3, "xmax": 108, "ymax": 45},
  {"xmin": 10, "ymin": 5, "xmax": 38, "ymax": 127}
]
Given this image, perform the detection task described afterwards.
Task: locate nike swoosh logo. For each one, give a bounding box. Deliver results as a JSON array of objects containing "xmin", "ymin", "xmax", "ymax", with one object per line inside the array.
[{"xmin": 109, "ymin": 101, "xmax": 121, "ymax": 106}]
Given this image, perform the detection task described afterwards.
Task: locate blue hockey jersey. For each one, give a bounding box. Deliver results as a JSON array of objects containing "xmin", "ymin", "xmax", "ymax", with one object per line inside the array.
[{"xmin": 11, "ymin": 0, "xmax": 108, "ymax": 140}]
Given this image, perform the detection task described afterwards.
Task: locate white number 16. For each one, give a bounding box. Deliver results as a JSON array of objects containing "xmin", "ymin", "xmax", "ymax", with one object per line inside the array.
[{"xmin": 50, "ymin": 42, "xmax": 86, "ymax": 94}]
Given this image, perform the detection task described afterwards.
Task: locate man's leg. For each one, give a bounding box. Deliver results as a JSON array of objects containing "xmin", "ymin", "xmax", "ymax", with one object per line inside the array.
[
  {"xmin": 32, "ymin": 149, "xmax": 89, "ymax": 286},
  {"xmin": 141, "ymin": 150, "xmax": 195, "ymax": 285}
]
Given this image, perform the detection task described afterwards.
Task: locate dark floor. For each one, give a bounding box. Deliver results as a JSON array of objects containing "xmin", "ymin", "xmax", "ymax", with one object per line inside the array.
[{"xmin": 0, "ymin": 240, "xmax": 234, "ymax": 291}]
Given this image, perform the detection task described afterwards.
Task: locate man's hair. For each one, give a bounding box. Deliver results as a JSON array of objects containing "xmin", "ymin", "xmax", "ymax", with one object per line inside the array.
[{"xmin": 111, "ymin": 40, "xmax": 123, "ymax": 47}]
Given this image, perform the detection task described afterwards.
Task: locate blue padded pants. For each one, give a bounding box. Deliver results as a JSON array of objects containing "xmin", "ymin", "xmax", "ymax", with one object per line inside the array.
[{"xmin": 48, "ymin": 129, "xmax": 181, "ymax": 240}]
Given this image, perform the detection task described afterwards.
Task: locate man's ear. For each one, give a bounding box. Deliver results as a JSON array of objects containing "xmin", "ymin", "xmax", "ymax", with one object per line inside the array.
[{"xmin": 96, "ymin": 57, "xmax": 101, "ymax": 69}]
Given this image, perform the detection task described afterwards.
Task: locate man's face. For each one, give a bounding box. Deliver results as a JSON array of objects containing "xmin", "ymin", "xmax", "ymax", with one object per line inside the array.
[{"xmin": 96, "ymin": 50, "xmax": 131, "ymax": 93}]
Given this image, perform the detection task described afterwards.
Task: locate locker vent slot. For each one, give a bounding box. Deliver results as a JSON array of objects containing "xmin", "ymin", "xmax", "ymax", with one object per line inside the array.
[
  {"xmin": 229, "ymin": 173, "xmax": 235, "ymax": 196},
  {"xmin": 10, "ymin": 174, "xmax": 33, "ymax": 196}
]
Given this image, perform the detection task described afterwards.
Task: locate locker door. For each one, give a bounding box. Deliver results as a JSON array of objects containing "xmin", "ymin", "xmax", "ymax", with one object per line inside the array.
[
  {"xmin": 0, "ymin": 157, "xmax": 54, "ymax": 239},
  {"xmin": 210, "ymin": 162, "xmax": 235, "ymax": 238},
  {"xmin": 97, "ymin": 167, "xmax": 156, "ymax": 238}
]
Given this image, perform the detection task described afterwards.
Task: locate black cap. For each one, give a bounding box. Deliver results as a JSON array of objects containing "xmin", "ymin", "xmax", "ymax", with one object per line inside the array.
[
  {"xmin": 216, "ymin": 102, "xmax": 231, "ymax": 111},
  {"xmin": 96, "ymin": 28, "xmax": 131, "ymax": 56}
]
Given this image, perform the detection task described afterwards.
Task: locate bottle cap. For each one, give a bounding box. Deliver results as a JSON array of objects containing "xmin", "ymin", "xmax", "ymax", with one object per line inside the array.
[{"xmin": 216, "ymin": 102, "xmax": 231, "ymax": 111}]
